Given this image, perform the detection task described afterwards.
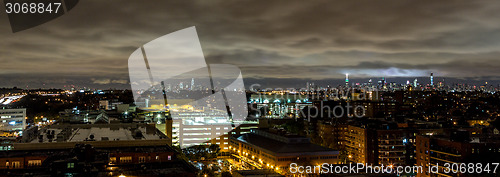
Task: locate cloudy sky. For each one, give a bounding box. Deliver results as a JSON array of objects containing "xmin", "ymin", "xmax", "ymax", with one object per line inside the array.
[{"xmin": 1, "ymin": 0, "xmax": 500, "ymax": 89}]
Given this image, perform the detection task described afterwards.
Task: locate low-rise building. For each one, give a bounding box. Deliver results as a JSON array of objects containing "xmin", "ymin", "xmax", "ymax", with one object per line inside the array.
[
  {"xmin": 230, "ymin": 128, "xmax": 339, "ymax": 175},
  {"xmin": 0, "ymin": 123, "xmax": 196, "ymax": 176},
  {"xmin": 0, "ymin": 108, "xmax": 26, "ymax": 138}
]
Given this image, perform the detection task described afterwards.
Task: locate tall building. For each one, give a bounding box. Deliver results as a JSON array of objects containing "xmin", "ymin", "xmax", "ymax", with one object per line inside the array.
[
  {"xmin": 0, "ymin": 108, "xmax": 26, "ymax": 137},
  {"xmin": 190, "ymin": 78, "xmax": 195, "ymax": 90},
  {"xmin": 346, "ymin": 73, "xmax": 349, "ymax": 86},
  {"xmin": 345, "ymin": 125, "xmax": 373, "ymax": 164},
  {"xmin": 430, "ymin": 73, "xmax": 434, "ymax": 86},
  {"xmin": 380, "ymin": 77, "xmax": 386, "ymax": 88},
  {"xmin": 316, "ymin": 121, "xmax": 348, "ymax": 152},
  {"xmin": 416, "ymin": 131, "xmax": 500, "ymax": 177},
  {"xmin": 344, "ymin": 119, "xmax": 443, "ymax": 166}
]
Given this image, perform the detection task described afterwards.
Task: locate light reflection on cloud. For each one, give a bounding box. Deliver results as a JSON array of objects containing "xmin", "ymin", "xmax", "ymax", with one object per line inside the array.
[{"xmin": 340, "ymin": 67, "xmax": 430, "ymax": 77}]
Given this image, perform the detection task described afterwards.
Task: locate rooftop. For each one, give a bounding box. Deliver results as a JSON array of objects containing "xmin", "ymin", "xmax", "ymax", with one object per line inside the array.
[
  {"xmin": 233, "ymin": 170, "xmax": 284, "ymax": 177},
  {"xmin": 235, "ymin": 129, "xmax": 338, "ymax": 156},
  {"xmin": 30, "ymin": 124, "xmax": 167, "ymax": 143}
]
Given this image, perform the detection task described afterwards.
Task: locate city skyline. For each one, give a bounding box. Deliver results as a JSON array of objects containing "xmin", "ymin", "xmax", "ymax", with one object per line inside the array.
[
  {"xmin": 2, "ymin": 1, "xmax": 500, "ymax": 89},
  {"xmin": 0, "ymin": 75, "xmax": 496, "ymax": 90}
]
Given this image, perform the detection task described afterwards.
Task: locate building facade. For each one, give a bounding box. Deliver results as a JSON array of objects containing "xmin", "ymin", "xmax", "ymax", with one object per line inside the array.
[
  {"xmin": 0, "ymin": 123, "xmax": 196, "ymax": 176},
  {"xmin": 230, "ymin": 128, "xmax": 339, "ymax": 175},
  {"xmin": 416, "ymin": 131, "xmax": 500, "ymax": 177},
  {"xmin": 0, "ymin": 108, "xmax": 26, "ymax": 137}
]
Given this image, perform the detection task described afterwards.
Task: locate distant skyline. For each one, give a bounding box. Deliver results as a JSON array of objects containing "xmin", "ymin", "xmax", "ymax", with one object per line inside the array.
[
  {"xmin": 2, "ymin": 1, "xmax": 500, "ymax": 89},
  {"xmin": 0, "ymin": 76, "xmax": 497, "ymax": 90}
]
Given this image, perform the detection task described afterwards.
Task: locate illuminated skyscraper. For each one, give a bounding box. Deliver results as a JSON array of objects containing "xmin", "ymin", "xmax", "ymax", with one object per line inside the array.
[
  {"xmin": 345, "ymin": 73, "xmax": 349, "ymax": 86},
  {"xmin": 430, "ymin": 73, "xmax": 434, "ymax": 86},
  {"xmin": 414, "ymin": 78, "xmax": 418, "ymax": 87},
  {"xmin": 190, "ymin": 78, "xmax": 195, "ymax": 90}
]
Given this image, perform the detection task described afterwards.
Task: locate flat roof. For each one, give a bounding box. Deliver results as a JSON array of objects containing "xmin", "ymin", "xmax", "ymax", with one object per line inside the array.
[
  {"xmin": 235, "ymin": 133, "xmax": 338, "ymax": 156},
  {"xmin": 29, "ymin": 124, "xmax": 167, "ymax": 143},
  {"xmin": 234, "ymin": 170, "xmax": 284, "ymax": 177}
]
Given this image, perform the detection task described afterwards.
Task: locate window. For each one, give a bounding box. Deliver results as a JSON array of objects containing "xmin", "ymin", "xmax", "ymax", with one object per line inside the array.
[
  {"xmin": 155, "ymin": 156, "xmax": 159, "ymax": 160},
  {"xmin": 109, "ymin": 157, "xmax": 116, "ymax": 163},
  {"xmin": 11, "ymin": 161, "xmax": 20, "ymax": 168},
  {"xmin": 168, "ymin": 156, "xmax": 171, "ymax": 160},
  {"xmin": 139, "ymin": 156, "xmax": 146, "ymax": 163},
  {"xmin": 67, "ymin": 163, "xmax": 74, "ymax": 169},
  {"xmin": 120, "ymin": 156, "xmax": 132, "ymax": 163},
  {"xmin": 28, "ymin": 160, "xmax": 42, "ymax": 167}
]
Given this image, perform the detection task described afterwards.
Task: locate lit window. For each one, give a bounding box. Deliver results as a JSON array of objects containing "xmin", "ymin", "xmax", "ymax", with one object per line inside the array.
[
  {"xmin": 11, "ymin": 161, "xmax": 20, "ymax": 168},
  {"xmin": 120, "ymin": 156, "xmax": 132, "ymax": 163},
  {"xmin": 28, "ymin": 160, "xmax": 42, "ymax": 167},
  {"xmin": 139, "ymin": 156, "xmax": 146, "ymax": 163},
  {"xmin": 67, "ymin": 163, "xmax": 74, "ymax": 169}
]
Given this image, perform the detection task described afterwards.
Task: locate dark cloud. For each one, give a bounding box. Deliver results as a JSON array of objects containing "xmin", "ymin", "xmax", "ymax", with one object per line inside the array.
[{"xmin": 1, "ymin": 0, "xmax": 500, "ymax": 88}]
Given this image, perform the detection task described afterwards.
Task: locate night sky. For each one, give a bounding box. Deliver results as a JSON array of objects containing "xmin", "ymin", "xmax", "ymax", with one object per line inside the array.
[{"xmin": 1, "ymin": 0, "xmax": 500, "ymax": 89}]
